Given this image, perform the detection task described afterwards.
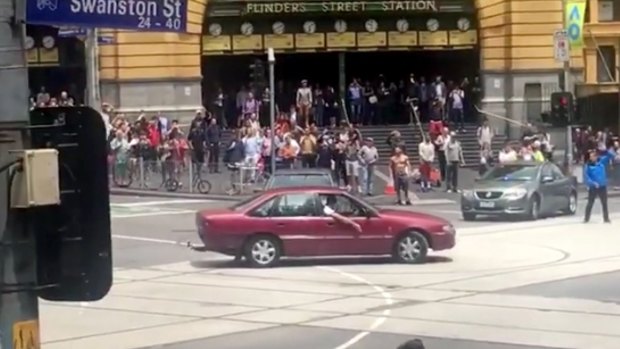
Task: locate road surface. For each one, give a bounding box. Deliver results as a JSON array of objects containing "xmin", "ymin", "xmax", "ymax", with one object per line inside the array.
[{"xmin": 38, "ymin": 195, "xmax": 620, "ymax": 349}]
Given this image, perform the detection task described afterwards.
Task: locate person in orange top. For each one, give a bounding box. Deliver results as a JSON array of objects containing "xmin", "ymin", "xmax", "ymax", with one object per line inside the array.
[
  {"xmin": 276, "ymin": 112, "xmax": 290, "ymax": 134},
  {"xmin": 278, "ymin": 136, "xmax": 297, "ymax": 169}
]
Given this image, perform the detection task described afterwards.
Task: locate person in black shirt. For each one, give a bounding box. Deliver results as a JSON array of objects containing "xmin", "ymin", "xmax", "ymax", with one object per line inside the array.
[
  {"xmin": 316, "ymin": 137, "xmax": 333, "ymax": 170},
  {"xmin": 206, "ymin": 118, "xmax": 222, "ymax": 173},
  {"xmin": 188, "ymin": 119, "xmax": 207, "ymax": 173}
]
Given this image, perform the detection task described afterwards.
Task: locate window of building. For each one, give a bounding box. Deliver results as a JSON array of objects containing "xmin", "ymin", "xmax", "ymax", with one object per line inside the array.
[
  {"xmin": 598, "ymin": 0, "xmax": 620, "ymax": 21},
  {"xmin": 597, "ymin": 46, "xmax": 616, "ymax": 82}
]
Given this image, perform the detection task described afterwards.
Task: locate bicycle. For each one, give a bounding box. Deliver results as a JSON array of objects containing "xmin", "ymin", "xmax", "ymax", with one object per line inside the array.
[
  {"xmin": 191, "ymin": 163, "xmax": 212, "ymax": 194},
  {"xmin": 158, "ymin": 158, "xmax": 183, "ymax": 192}
]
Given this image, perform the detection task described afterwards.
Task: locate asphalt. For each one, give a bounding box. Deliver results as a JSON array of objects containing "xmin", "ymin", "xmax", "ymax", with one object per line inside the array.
[
  {"xmin": 147, "ymin": 325, "xmax": 551, "ymax": 349},
  {"xmin": 110, "ymin": 195, "xmax": 620, "ymax": 269},
  {"xmin": 38, "ymin": 195, "xmax": 620, "ymax": 349}
]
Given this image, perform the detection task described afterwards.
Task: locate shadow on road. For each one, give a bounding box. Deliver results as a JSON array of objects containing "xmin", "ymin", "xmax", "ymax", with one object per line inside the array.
[{"xmin": 189, "ymin": 255, "xmax": 453, "ymax": 269}]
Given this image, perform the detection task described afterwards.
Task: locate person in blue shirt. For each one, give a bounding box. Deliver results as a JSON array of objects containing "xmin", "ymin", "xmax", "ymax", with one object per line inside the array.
[{"xmin": 583, "ymin": 148, "xmax": 616, "ymax": 223}]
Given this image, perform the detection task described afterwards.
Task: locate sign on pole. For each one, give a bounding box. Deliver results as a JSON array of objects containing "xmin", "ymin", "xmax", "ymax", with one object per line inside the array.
[
  {"xmin": 26, "ymin": 0, "xmax": 187, "ymax": 32},
  {"xmin": 554, "ymin": 30, "xmax": 570, "ymax": 63}
]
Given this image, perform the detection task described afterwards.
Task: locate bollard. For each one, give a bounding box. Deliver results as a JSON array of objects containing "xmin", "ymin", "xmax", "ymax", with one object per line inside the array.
[
  {"xmin": 138, "ymin": 157, "xmax": 145, "ymax": 188},
  {"xmin": 188, "ymin": 160, "xmax": 194, "ymax": 193}
]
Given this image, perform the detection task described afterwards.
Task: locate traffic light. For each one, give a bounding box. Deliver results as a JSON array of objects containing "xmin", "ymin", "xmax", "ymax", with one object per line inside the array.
[
  {"xmin": 549, "ymin": 92, "xmax": 574, "ymax": 126},
  {"xmin": 28, "ymin": 107, "xmax": 112, "ymax": 302},
  {"xmin": 249, "ymin": 59, "xmax": 266, "ymax": 86}
]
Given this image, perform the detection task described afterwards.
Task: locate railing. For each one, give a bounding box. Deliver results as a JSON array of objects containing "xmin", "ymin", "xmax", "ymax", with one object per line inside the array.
[{"xmin": 108, "ymin": 157, "xmax": 271, "ymax": 195}]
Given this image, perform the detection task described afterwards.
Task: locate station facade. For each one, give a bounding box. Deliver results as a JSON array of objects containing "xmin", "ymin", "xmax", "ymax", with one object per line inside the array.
[{"xmin": 98, "ymin": 0, "xmax": 584, "ymax": 133}]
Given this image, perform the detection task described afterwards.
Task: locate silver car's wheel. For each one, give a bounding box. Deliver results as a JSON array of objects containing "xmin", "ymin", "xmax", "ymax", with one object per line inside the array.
[
  {"xmin": 245, "ymin": 236, "xmax": 281, "ymax": 268},
  {"xmin": 563, "ymin": 192, "xmax": 577, "ymax": 215},
  {"xmin": 528, "ymin": 196, "xmax": 540, "ymax": 220},
  {"xmin": 393, "ymin": 231, "xmax": 429, "ymax": 264}
]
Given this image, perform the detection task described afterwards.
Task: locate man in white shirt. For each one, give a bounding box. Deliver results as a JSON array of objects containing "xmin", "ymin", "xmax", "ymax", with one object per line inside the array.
[
  {"xmin": 477, "ymin": 119, "xmax": 494, "ymax": 150},
  {"xmin": 449, "ymin": 86, "xmax": 465, "ymax": 132},
  {"xmin": 418, "ymin": 138, "xmax": 435, "ymax": 191},
  {"xmin": 321, "ymin": 194, "xmax": 362, "ymax": 233},
  {"xmin": 433, "ymin": 76, "xmax": 447, "ymax": 119}
]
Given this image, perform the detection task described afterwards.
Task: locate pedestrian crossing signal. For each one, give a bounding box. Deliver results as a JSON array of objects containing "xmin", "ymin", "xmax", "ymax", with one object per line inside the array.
[
  {"xmin": 28, "ymin": 107, "xmax": 112, "ymax": 302},
  {"xmin": 549, "ymin": 92, "xmax": 574, "ymax": 126}
]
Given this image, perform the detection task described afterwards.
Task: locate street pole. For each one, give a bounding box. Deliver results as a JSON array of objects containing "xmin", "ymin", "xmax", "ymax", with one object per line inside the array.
[
  {"xmin": 85, "ymin": 28, "xmax": 100, "ymax": 109},
  {"xmin": 0, "ymin": 0, "xmax": 40, "ymax": 347},
  {"xmin": 267, "ymin": 48, "xmax": 276, "ymax": 174},
  {"xmin": 562, "ymin": 0, "xmax": 574, "ymax": 172}
]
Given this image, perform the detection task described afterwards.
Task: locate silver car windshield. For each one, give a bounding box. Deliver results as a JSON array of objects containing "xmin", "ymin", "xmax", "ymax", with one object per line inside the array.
[{"xmin": 482, "ymin": 165, "xmax": 539, "ymax": 182}]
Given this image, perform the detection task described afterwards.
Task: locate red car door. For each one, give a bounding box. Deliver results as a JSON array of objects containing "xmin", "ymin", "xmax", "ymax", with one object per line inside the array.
[
  {"xmin": 266, "ymin": 193, "xmax": 323, "ymax": 257},
  {"xmin": 316, "ymin": 193, "xmax": 388, "ymax": 256}
]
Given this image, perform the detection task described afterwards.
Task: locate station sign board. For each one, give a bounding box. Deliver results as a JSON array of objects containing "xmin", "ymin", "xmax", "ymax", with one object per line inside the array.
[
  {"xmin": 244, "ymin": 0, "xmax": 438, "ymax": 14},
  {"xmin": 26, "ymin": 0, "xmax": 187, "ymax": 32}
]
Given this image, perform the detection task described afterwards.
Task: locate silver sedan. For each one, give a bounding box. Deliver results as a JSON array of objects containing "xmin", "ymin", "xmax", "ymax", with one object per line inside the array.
[{"xmin": 460, "ymin": 162, "xmax": 578, "ymax": 221}]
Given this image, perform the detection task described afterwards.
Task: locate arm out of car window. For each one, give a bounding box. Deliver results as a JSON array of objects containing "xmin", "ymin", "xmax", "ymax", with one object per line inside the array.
[{"xmin": 324, "ymin": 206, "xmax": 362, "ymax": 233}]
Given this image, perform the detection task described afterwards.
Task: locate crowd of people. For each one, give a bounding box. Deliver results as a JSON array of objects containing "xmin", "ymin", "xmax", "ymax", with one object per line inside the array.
[
  {"xmin": 208, "ymin": 74, "xmax": 482, "ymax": 130},
  {"xmin": 30, "ymin": 77, "xmax": 619, "ymax": 205},
  {"xmin": 30, "ymin": 86, "xmax": 76, "ymax": 109},
  {"xmin": 222, "ymin": 114, "xmax": 381, "ymax": 196}
]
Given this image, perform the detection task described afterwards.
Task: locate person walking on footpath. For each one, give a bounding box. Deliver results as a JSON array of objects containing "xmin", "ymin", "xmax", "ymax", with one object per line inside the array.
[{"xmin": 583, "ymin": 148, "xmax": 616, "ymax": 223}]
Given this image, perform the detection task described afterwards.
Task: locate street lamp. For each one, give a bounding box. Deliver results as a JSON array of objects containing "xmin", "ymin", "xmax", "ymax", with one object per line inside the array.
[{"xmin": 267, "ymin": 48, "xmax": 276, "ymax": 175}]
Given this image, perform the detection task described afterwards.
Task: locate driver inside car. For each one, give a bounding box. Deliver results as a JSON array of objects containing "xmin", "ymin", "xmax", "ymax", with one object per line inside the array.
[{"xmin": 320, "ymin": 194, "xmax": 362, "ymax": 233}]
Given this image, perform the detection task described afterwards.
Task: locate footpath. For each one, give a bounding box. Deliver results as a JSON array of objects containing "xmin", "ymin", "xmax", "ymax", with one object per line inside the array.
[{"xmin": 110, "ymin": 167, "xmax": 620, "ymax": 204}]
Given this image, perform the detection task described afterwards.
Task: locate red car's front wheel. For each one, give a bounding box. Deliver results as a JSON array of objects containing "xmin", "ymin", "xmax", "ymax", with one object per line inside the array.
[{"xmin": 393, "ymin": 231, "xmax": 429, "ymax": 264}]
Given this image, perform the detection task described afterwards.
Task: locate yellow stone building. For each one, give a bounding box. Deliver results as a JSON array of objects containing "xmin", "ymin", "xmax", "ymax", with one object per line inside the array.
[
  {"xmin": 580, "ymin": 0, "xmax": 619, "ymax": 93},
  {"xmin": 97, "ymin": 0, "xmax": 588, "ymax": 133}
]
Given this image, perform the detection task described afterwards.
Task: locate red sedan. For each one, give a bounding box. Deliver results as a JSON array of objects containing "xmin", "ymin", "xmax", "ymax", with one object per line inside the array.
[{"xmin": 195, "ymin": 187, "xmax": 456, "ymax": 267}]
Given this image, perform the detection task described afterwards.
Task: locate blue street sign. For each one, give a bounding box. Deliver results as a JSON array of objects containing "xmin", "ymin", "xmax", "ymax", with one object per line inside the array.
[{"xmin": 26, "ymin": 0, "xmax": 187, "ymax": 32}]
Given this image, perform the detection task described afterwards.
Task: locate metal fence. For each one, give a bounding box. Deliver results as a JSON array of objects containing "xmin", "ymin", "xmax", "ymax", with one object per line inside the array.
[{"xmin": 108, "ymin": 157, "xmax": 270, "ymax": 195}]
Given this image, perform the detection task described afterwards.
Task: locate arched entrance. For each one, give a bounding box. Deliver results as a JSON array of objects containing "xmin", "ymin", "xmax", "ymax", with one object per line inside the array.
[{"xmin": 199, "ymin": 0, "xmax": 481, "ymax": 125}]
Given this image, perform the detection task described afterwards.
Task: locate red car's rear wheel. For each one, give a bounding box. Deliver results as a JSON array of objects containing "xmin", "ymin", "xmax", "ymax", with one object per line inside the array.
[{"xmin": 244, "ymin": 235, "xmax": 282, "ymax": 268}]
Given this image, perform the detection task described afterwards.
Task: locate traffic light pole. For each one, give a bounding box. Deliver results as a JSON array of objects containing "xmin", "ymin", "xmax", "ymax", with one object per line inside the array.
[
  {"xmin": 0, "ymin": 0, "xmax": 41, "ymax": 347},
  {"xmin": 85, "ymin": 28, "xmax": 101, "ymax": 110},
  {"xmin": 562, "ymin": 0, "xmax": 574, "ymax": 172},
  {"xmin": 267, "ymin": 49, "xmax": 276, "ymax": 175}
]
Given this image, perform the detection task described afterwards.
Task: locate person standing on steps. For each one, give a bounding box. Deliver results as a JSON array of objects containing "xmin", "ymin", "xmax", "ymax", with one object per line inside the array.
[{"xmin": 583, "ymin": 147, "xmax": 616, "ymax": 223}]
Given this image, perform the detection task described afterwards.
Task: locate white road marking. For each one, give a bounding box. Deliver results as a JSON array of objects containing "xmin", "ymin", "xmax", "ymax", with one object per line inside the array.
[
  {"xmin": 317, "ymin": 266, "xmax": 393, "ymax": 349},
  {"xmin": 109, "ymin": 234, "xmax": 394, "ymax": 349},
  {"xmin": 112, "ymin": 210, "xmax": 196, "ymax": 219},
  {"xmin": 111, "ymin": 199, "xmax": 213, "ymax": 207},
  {"xmin": 112, "ymin": 234, "xmax": 184, "ymax": 245},
  {"xmin": 374, "ymin": 168, "xmax": 420, "ymax": 200}
]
